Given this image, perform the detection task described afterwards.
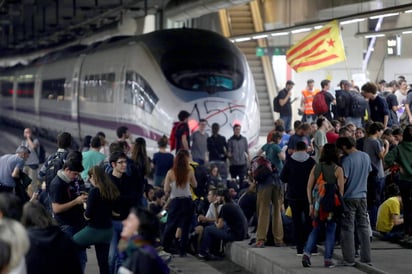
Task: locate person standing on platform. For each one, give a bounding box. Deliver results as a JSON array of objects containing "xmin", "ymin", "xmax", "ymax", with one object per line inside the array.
[
  {"xmin": 191, "ymin": 119, "xmax": 208, "ymax": 165},
  {"xmin": 207, "ymin": 123, "xmax": 228, "ymax": 181},
  {"xmin": 116, "ymin": 126, "xmax": 133, "ymax": 155},
  {"xmin": 162, "ymin": 149, "xmax": 197, "ymax": 257},
  {"xmin": 336, "ymin": 137, "xmax": 372, "ymax": 266},
  {"xmin": 74, "ymin": 166, "xmax": 120, "ymax": 274},
  {"xmin": 277, "ymin": 80, "xmax": 295, "ymax": 132},
  {"xmin": 81, "ymin": 137, "xmax": 106, "ymax": 182},
  {"xmin": 362, "ymin": 82, "xmax": 389, "ymax": 128},
  {"xmin": 300, "ymin": 79, "xmax": 319, "ymax": 123},
  {"xmin": 152, "ymin": 136, "xmax": 174, "ymax": 187},
  {"xmin": 21, "ymin": 128, "xmax": 40, "ymax": 191},
  {"xmin": 108, "ymin": 151, "xmax": 143, "ymax": 274},
  {"xmin": 174, "ymin": 110, "xmax": 191, "ymax": 152},
  {"xmin": 227, "ymin": 124, "xmax": 250, "ymax": 185},
  {"xmin": 49, "ymin": 159, "xmax": 87, "ymax": 272},
  {"xmin": 0, "ymin": 146, "xmax": 30, "ymax": 193}
]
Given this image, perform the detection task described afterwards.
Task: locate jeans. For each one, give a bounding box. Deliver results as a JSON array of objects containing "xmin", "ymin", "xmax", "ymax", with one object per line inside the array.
[
  {"xmin": 302, "ymin": 114, "xmax": 317, "ymax": 124},
  {"xmin": 60, "ymin": 224, "xmax": 87, "ymax": 273},
  {"xmin": 256, "ymin": 184, "xmax": 283, "ymax": 244},
  {"xmin": 280, "ymin": 115, "xmax": 291, "ymax": 132},
  {"xmin": 199, "ymin": 225, "xmax": 236, "ymax": 255},
  {"xmin": 340, "ymin": 198, "xmax": 371, "ymax": 263},
  {"xmin": 108, "ymin": 220, "xmax": 123, "ymax": 274},
  {"xmin": 289, "ymin": 199, "xmax": 312, "ymax": 254},
  {"xmin": 303, "ymin": 220, "xmax": 336, "ymax": 260},
  {"xmin": 367, "ymin": 176, "xmax": 385, "ymax": 230},
  {"xmin": 345, "ymin": 117, "xmax": 362, "ymax": 128}
]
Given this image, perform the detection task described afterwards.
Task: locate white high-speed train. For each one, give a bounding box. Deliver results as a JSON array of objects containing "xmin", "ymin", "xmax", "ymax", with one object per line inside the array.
[{"xmin": 0, "ymin": 28, "xmax": 260, "ymax": 153}]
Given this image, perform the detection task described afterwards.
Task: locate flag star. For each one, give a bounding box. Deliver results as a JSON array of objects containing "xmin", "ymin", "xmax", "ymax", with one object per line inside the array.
[{"xmin": 327, "ymin": 39, "xmax": 335, "ymax": 47}]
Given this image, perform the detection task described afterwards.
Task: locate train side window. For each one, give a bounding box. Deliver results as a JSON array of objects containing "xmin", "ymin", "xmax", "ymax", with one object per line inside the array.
[
  {"xmin": 83, "ymin": 73, "xmax": 114, "ymax": 103},
  {"xmin": 124, "ymin": 71, "xmax": 158, "ymax": 113},
  {"xmin": 41, "ymin": 79, "xmax": 66, "ymax": 100},
  {"xmin": 0, "ymin": 81, "xmax": 13, "ymax": 97},
  {"xmin": 17, "ymin": 82, "xmax": 34, "ymax": 98}
]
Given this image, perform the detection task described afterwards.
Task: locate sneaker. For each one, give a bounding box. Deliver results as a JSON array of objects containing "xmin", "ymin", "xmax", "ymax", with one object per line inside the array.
[
  {"xmin": 197, "ymin": 253, "xmax": 208, "ymax": 260},
  {"xmin": 254, "ymin": 241, "xmax": 265, "ymax": 248},
  {"xmin": 302, "ymin": 254, "xmax": 311, "ymax": 267},
  {"xmin": 324, "ymin": 260, "xmax": 336, "ymax": 268},
  {"xmin": 338, "ymin": 260, "xmax": 356, "ymax": 266}
]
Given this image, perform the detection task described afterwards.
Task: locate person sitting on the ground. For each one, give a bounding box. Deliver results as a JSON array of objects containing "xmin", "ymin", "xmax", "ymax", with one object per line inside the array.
[
  {"xmin": 198, "ymin": 189, "xmax": 248, "ymax": 260},
  {"xmin": 376, "ymin": 184, "xmax": 404, "ymax": 241}
]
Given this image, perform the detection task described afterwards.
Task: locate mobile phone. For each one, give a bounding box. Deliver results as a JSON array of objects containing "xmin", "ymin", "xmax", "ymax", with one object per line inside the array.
[{"xmin": 160, "ymin": 210, "xmax": 167, "ymax": 216}]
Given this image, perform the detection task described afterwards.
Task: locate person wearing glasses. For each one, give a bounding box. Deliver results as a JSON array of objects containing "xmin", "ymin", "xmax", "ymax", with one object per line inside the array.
[
  {"xmin": 108, "ymin": 151, "xmax": 144, "ymax": 274},
  {"xmin": 73, "ymin": 166, "xmax": 120, "ymax": 274}
]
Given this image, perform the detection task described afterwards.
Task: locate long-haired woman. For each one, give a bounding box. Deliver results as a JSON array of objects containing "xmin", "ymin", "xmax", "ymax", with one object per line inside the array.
[
  {"xmin": 73, "ymin": 165, "xmax": 120, "ymax": 274},
  {"xmin": 162, "ymin": 150, "xmax": 197, "ymax": 256},
  {"xmin": 131, "ymin": 137, "xmax": 151, "ymax": 178},
  {"xmin": 302, "ymin": 144, "xmax": 344, "ymax": 268}
]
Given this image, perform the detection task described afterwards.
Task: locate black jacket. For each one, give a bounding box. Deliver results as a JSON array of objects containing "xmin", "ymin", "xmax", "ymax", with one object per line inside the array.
[{"xmin": 26, "ymin": 226, "xmax": 82, "ymax": 274}]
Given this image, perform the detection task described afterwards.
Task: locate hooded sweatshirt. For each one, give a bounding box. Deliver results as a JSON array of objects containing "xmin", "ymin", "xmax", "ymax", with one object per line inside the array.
[
  {"xmin": 385, "ymin": 141, "xmax": 412, "ymax": 181},
  {"xmin": 26, "ymin": 226, "xmax": 82, "ymax": 274},
  {"xmin": 280, "ymin": 151, "xmax": 316, "ymax": 200}
]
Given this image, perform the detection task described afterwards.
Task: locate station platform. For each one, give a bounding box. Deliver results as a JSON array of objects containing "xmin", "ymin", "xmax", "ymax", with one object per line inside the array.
[{"xmin": 227, "ymin": 236, "xmax": 408, "ymax": 274}]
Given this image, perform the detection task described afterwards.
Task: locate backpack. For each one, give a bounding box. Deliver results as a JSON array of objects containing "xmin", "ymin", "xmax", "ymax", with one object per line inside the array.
[
  {"xmin": 335, "ymin": 90, "xmax": 349, "ymax": 117},
  {"xmin": 44, "ymin": 151, "xmax": 68, "ymax": 189},
  {"xmin": 312, "ymin": 91, "xmax": 329, "ymax": 114},
  {"xmin": 37, "ymin": 144, "xmax": 46, "ymax": 164},
  {"xmin": 273, "ymin": 95, "xmax": 281, "ymax": 112},
  {"xmin": 169, "ymin": 122, "xmax": 180, "ymax": 151},
  {"xmin": 349, "ymin": 90, "xmax": 367, "ymax": 118},
  {"xmin": 311, "ymin": 164, "xmax": 342, "ymax": 221},
  {"xmin": 250, "ymin": 156, "xmax": 273, "ymax": 183}
]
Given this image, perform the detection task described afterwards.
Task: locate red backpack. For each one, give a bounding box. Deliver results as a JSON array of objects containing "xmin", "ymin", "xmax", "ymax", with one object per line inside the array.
[
  {"xmin": 312, "ymin": 91, "xmax": 329, "ymax": 114},
  {"xmin": 250, "ymin": 156, "xmax": 273, "ymax": 183},
  {"xmin": 169, "ymin": 122, "xmax": 180, "ymax": 151}
]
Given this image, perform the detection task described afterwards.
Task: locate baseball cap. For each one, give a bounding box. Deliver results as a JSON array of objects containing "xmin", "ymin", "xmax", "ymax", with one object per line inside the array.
[{"xmin": 16, "ymin": 145, "xmax": 30, "ymax": 154}]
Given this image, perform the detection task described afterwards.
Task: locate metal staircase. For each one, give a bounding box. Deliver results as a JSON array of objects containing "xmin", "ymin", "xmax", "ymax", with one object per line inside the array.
[{"xmin": 220, "ymin": 2, "xmax": 276, "ymax": 135}]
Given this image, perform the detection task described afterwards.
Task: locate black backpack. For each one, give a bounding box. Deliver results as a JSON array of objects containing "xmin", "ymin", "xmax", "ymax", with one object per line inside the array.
[
  {"xmin": 44, "ymin": 151, "xmax": 68, "ymax": 189},
  {"xmin": 37, "ymin": 144, "xmax": 46, "ymax": 164},
  {"xmin": 273, "ymin": 95, "xmax": 281, "ymax": 113},
  {"xmin": 349, "ymin": 91, "xmax": 367, "ymax": 118}
]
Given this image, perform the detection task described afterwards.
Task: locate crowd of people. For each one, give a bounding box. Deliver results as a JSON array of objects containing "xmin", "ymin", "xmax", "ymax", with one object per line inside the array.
[{"xmin": 1, "ymin": 76, "xmax": 412, "ymax": 273}]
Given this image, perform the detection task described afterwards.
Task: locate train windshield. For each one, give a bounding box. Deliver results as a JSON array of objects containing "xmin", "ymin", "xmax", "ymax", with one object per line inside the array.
[{"xmin": 161, "ymin": 48, "xmax": 244, "ymax": 93}]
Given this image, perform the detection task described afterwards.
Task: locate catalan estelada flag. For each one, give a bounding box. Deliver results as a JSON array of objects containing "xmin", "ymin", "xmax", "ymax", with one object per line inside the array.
[{"xmin": 286, "ymin": 20, "xmax": 346, "ymax": 73}]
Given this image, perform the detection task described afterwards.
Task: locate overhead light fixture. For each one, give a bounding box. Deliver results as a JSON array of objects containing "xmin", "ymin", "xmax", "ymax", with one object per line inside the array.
[
  {"xmin": 405, "ymin": 9, "xmax": 412, "ymax": 13},
  {"xmin": 402, "ymin": 30, "xmax": 412, "ymax": 34},
  {"xmin": 365, "ymin": 34, "xmax": 385, "ymax": 38},
  {"xmin": 291, "ymin": 28, "xmax": 311, "ymax": 34},
  {"xmin": 235, "ymin": 37, "xmax": 251, "ymax": 42},
  {"xmin": 369, "ymin": 12, "xmax": 399, "ymax": 19},
  {"xmin": 340, "ymin": 18, "xmax": 365, "ymax": 25},
  {"xmin": 271, "ymin": 32, "xmax": 289, "ymax": 37},
  {"xmin": 313, "ymin": 25, "xmax": 323, "ymax": 30},
  {"xmin": 252, "ymin": 34, "xmax": 268, "ymax": 39}
]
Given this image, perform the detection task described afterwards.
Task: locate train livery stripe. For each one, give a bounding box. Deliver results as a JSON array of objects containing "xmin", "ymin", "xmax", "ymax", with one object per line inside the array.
[
  {"xmin": 2, "ymin": 106, "xmax": 259, "ymax": 149},
  {"xmin": 2, "ymin": 106, "xmax": 163, "ymax": 141}
]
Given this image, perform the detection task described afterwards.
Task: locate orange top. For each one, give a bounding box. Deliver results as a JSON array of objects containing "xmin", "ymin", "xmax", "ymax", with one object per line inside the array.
[{"xmin": 301, "ymin": 88, "xmax": 320, "ymax": 115}]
